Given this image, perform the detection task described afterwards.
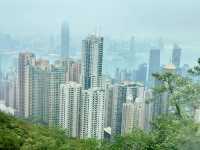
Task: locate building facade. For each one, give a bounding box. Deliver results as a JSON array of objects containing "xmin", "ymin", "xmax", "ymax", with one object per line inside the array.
[
  {"xmin": 80, "ymin": 88, "xmax": 105, "ymax": 139},
  {"xmin": 59, "ymin": 82, "xmax": 82, "ymax": 137},
  {"xmin": 48, "ymin": 65, "xmax": 65, "ymax": 127},
  {"xmin": 111, "ymin": 84, "xmax": 127, "ymax": 136},
  {"xmin": 81, "ymin": 34, "xmax": 104, "ymax": 90},
  {"xmin": 17, "ymin": 52, "xmax": 35, "ymax": 117}
]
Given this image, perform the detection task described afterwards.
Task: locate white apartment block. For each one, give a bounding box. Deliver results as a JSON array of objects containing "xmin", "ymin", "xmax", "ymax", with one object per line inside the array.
[
  {"xmin": 59, "ymin": 82, "xmax": 82, "ymax": 137},
  {"xmin": 80, "ymin": 88, "xmax": 105, "ymax": 139}
]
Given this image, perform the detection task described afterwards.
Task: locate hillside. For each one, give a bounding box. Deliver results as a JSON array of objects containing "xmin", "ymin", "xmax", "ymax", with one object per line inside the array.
[
  {"xmin": 1, "ymin": 111, "xmax": 200, "ymax": 150},
  {"xmin": 0, "ymin": 112, "xmax": 100, "ymax": 150}
]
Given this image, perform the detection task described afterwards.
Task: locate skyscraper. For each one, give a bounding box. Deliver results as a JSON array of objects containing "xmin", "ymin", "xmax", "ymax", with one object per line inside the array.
[
  {"xmin": 59, "ymin": 82, "xmax": 82, "ymax": 137},
  {"xmin": 111, "ymin": 84, "xmax": 127, "ymax": 136},
  {"xmin": 65, "ymin": 59, "xmax": 81, "ymax": 83},
  {"xmin": 48, "ymin": 64, "xmax": 65, "ymax": 127},
  {"xmin": 125, "ymin": 82, "xmax": 144, "ymax": 103},
  {"xmin": 172, "ymin": 44, "xmax": 181, "ymax": 69},
  {"xmin": 17, "ymin": 52, "xmax": 36, "ymax": 117},
  {"xmin": 121, "ymin": 103, "xmax": 134, "ymax": 135},
  {"xmin": 131, "ymin": 97, "xmax": 146, "ymax": 130},
  {"xmin": 136, "ymin": 63, "xmax": 147, "ymax": 84},
  {"xmin": 61, "ymin": 22, "xmax": 70, "ymax": 58},
  {"xmin": 148, "ymin": 49, "xmax": 160, "ymax": 87},
  {"xmin": 104, "ymin": 81, "xmax": 113, "ymax": 127},
  {"xmin": 81, "ymin": 34, "xmax": 104, "ymax": 90},
  {"xmin": 24, "ymin": 59, "xmax": 49, "ymax": 122},
  {"xmin": 80, "ymin": 88, "xmax": 105, "ymax": 139}
]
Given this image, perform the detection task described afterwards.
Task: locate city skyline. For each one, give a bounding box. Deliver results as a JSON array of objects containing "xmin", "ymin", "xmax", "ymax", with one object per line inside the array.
[{"xmin": 1, "ymin": 1, "xmax": 200, "ymax": 149}]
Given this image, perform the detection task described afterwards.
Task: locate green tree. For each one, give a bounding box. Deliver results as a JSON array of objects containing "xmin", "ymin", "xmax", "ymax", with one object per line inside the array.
[
  {"xmin": 188, "ymin": 58, "xmax": 200, "ymax": 76},
  {"xmin": 152, "ymin": 72, "xmax": 200, "ymax": 119}
]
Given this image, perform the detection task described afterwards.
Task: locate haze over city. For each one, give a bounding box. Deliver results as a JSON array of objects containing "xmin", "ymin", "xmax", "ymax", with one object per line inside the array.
[
  {"xmin": 0, "ymin": 1, "xmax": 200, "ymax": 149},
  {"xmin": 0, "ymin": 0, "xmax": 200, "ymax": 40},
  {"xmin": 0, "ymin": 0, "xmax": 200, "ymax": 74}
]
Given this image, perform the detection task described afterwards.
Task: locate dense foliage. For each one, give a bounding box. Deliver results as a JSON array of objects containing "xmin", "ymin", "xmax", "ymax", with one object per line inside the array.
[
  {"xmin": 0, "ymin": 112, "xmax": 100, "ymax": 150},
  {"xmin": 1, "ymin": 111, "xmax": 200, "ymax": 150}
]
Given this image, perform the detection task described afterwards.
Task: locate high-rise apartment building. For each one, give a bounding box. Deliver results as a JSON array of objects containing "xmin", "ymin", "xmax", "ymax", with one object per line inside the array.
[
  {"xmin": 121, "ymin": 83, "xmax": 146, "ymax": 134},
  {"xmin": 48, "ymin": 64, "xmax": 65, "ymax": 127},
  {"xmin": 59, "ymin": 82, "xmax": 82, "ymax": 137},
  {"xmin": 24, "ymin": 59, "xmax": 49, "ymax": 122},
  {"xmin": 123, "ymin": 100, "xmax": 147, "ymax": 134},
  {"xmin": 0, "ymin": 72, "xmax": 17, "ymax": 110},
  {"xmin": 132, "ymin": 97, "xmax": 146, "ymax": 130},
  {"xmin": 104, "ymin": 81, "xmax": 113, "ymax": 127},
  {"xmin": 125, "ymin": 82, "xmax": 144, "ymax": 103},
  {"xmin": 17, "ymin": 52, "xmax": 36, "ymax": 117},
  {"xmin": 111, "ymin": 84, "xmax": 127, "ymax": 136},
  {"xmin": 121, "ymin": 103, "xmax": 135, "ymax": 135},
  {"xmin": 8, "ymin": 79, "xmax": 17, "ymax": 109},
  {"xmin": 0, "ymin": 80, "xmax": 9, "ymax": 105},
  {"xmin": 81, "ymin": 34, "xmax": 104, "ymax": 90},
  {"xmin": 57, "ymin": 58, "xmax": 81, "ymax": 83},
  {"xmin": 65, "ymin": 60, "xmax": 81, "ymax": 83},
  {"xmin": 80, "ymin": 88, "xmax": 105, "ymax": 139},
  {"xmin": 61, "ymin": 22, "xmax": 70, "ymax": 58}
]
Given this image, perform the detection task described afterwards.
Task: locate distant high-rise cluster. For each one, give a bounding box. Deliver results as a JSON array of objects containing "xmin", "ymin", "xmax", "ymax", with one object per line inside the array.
[
  {"xmin": 5, "ymin": 33, "xmax": 105, "ymax": 139},
  {"xmin": 0, "ymin": 29, "xmax": 189, "ymax": 141}
]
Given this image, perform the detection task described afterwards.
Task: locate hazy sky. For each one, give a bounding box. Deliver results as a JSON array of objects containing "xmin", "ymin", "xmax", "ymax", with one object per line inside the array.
[{"xmin": 0, "ymin": 0, "xmax": 200, "ymax": 43}]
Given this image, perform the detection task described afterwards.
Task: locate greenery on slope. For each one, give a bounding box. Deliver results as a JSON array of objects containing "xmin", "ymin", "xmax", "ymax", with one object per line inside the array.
[
  {"xmin": 1, "ymin": 112, "xmax": 200, "ymax": 150},
  {"xmin": 0, "ymin": 112, "xmax": 100, "ymax": 150}
]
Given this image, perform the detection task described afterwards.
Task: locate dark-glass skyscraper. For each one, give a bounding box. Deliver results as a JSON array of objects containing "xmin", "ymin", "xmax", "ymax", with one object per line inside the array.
[
  {"xmin": 136, "ymin": 63, "xmax": 147, "ymax": 84},
  {"xmin": 61, "ymin": 22, "xmax": 70, "ymax": 58},
  {"xmin": 81, "ymin": 34, "xmax": 104, "ymax": 90},
  {"xmin": 172, "ymin": 44, "xmax": 181, "ymax": 69},
  {"xmin": 148, "ymin": 49, "xmax": 160, "ymax": 87}
]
